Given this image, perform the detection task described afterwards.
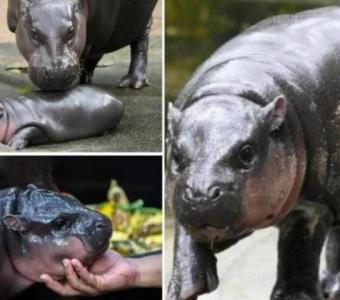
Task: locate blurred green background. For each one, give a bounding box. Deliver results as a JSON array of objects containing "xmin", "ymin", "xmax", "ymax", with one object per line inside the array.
[{"xmin": 166, "ymin": 0, "xmax": 339, "ymax": 102}]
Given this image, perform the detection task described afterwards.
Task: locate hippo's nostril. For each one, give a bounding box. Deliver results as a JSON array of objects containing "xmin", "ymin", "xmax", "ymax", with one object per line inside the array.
[
  {"xmin": 96, "ymin": 222, "xmax": 106, "ymax": 230},
  {"xmin": 42, "ymin": 67, "xmax": 50, "ymax": 78},
  {"xmin": 209, "ymin": 186, "xmax": 222, "ymax": 201}
]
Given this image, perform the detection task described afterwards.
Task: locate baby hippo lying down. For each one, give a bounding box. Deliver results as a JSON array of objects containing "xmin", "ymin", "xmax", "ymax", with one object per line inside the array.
[
  {"xmin": 0, "ymin": 184, "xmax": 112, "ymax": 299},
  {"xmin": 0, "ymin": 86, "xmax": 124, "ymax": 150}
]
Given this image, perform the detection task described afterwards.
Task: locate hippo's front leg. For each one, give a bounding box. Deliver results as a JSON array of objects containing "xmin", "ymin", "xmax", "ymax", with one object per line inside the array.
[
  {"xmin": 167, "ymin": 223, "xmax": 218, "ymax": 300},
  {"xmin": 79, "ymin": 55, "xmax": 103, "ymax": 84},
  {"xmin": 271, "ymin": 201, "xmax": 333, "ymax": 300},
  {"xmin": 320, "ymin": 227, "xmax": 340, "ymax": 299},
  {"xmin": 7, "ymin": 127, "xmax": 48, "ymax": 150},
  {"xmin": 119, "ymin": 19, "xmax": 152, "ymax": 89}
]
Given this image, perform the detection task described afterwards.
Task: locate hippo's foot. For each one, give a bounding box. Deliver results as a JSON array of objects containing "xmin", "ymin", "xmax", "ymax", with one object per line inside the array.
[
  {"xmin": 271, "ymin": 290, "xmax": 319, "ymax": 300},
  {"xmin": 119, "ymin": 73, "xmax": 150, "ymax": 89},
  {"xmin": 7, "ymin": 138, "xmax": 28, "ymax": 150},
  {"xmin": 7, "ymin": 127, "xmax": 48, "ymax": 150},
  {"xmin": 167, "ymin": 265, "xmax": 218, "ymax": 300},
  {"xmin": 321, "ymin": 271, "xmax": 340, "ymax": 299}
]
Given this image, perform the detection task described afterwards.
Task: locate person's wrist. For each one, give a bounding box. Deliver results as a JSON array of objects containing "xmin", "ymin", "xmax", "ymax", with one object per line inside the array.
[
  {"xmin": 125, "ymin": 258, "xmax": 140, "ymax": 288},
  {"xmin": 126, "ymin": 254, "xmax": 162, "ymax": 288}
]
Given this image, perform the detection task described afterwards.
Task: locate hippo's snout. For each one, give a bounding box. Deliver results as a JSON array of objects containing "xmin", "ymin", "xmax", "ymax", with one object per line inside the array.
[
  {"xmin": 29, "ymin": 63, "xmax": 80, "ymax": 91},
  {"xmin": 29, "ymin": 52, "xmax": 80, "ymax": 91},
  {"xmin": 86, "ymin": 214, "xmax": 112, "ymax": 255},
  {"xmin": 182, "ymin": 183, "xmax": 232, "ymax": 207},
  {"xmin": 173, "ymin": 176, "xmax": 243, "ymax": 241}
]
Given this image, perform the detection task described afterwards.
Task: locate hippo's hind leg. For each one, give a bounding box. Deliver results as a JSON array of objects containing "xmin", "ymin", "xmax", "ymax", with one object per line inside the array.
[
  {"xmin": 79, "ymin": 55, "xmax": 103, "ymax": 84},
  {"xmin": 119, "ymin": 19, "xmax": 152, "ymax": 89},
  {"xmin": 7, "ymin": 127, "xmax": 48, "ymax": 150},
  {"xmin": 320, "ymin": 227, "xmax": 340, "ymax": 299},
  {"xmin": 167, "ymin": 223, "xmax": 218, "ymax": 300},
  {"xmin": 271, "ymin": 201, "xmax": 333, "ymax": 300}
]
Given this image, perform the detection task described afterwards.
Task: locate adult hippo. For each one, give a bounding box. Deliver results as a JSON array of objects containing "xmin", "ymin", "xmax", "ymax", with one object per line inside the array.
[
  {"xmin": 0, "ymin": 85, "xmax": 124, "ymax": 150},
  {"xmin": 167, "ymin": 7, "xmax": 340, "ymax": 300},
  {"xmin": 7, "ymin": 0, "xmax": 157, "ymax": 90},
  {"xmin": 0, "ymin": 184, "xmax": 112, "ymax": 300}
]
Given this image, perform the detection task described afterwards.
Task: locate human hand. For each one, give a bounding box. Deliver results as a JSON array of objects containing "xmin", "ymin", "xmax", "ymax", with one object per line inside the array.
[{"xmin": 40, "ymin": 250, "xmax": 137, "ymax": 296}]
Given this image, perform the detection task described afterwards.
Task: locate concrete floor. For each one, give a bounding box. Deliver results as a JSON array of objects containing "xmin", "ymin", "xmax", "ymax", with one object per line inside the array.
[
  {"xmin": 165, "ymin": 218, "xmax": 327, "ymax": 300},
  {"xmin": 0, "ymin": 37, "xmax": 162, "ymax": 152}
]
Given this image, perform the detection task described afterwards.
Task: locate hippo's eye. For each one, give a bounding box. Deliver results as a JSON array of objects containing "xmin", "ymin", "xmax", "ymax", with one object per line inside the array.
[
  {"xmin": 172, "ymin": 148, "xmax": 181, "ymax": 165},
  {"xmin": 171, "ymin": 147, "xmax": 189, "ymax": 172},
  {"xmin": 53, "ymin": 218, "xmax": 69, "ymax": 230},
  {"xmin": 67, "ymin": 27, "xmax": 75, "ymax": 41},
  {"xmin": 172, "ymin": 147, "xmax": 186, "ymax": 169},
  {"xmin": 238, "ymin": 144, "xmax": 256, "ymax": 169},
  {"xmin": 31, "ymin": 28, "xmax": 40, "ymax": 42}
]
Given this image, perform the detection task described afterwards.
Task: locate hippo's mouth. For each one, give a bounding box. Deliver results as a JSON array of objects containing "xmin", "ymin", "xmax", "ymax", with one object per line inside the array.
[{"xmin": 185, "ymin": 224, "xmax": 250, "ymax": 243}]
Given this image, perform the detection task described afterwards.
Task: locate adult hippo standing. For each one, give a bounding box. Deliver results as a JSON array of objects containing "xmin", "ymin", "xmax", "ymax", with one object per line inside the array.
[
  {"xmin": 167, "ymin": 7, "xmax": 340, "ymax": 300},
  {"xmin": 7, "ymin": 0, "xmax": 157, "ymax": 91}
]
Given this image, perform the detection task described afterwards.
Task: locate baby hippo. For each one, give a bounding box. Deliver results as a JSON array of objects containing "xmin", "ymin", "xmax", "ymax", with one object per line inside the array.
[
  {"xmin": 0, "ymin": 85, "xmax": 124, "ymax": 150},
  {"xmin": 0, "ymin": 184, "xmax": 112, "ymax": 299}
]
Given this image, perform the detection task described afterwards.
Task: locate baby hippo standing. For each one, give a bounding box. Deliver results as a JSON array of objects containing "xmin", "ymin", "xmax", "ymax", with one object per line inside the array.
[
  {"xmin": 0, "ymin": 184, "xmax": 112, "ymax": 300},
  {"xmin": 167, "ymin": 7, "xmax": 340, "ymax": 300},
  {"xmin": 8, "ymin": 0, "xmax": 157, "ymax": 90}
]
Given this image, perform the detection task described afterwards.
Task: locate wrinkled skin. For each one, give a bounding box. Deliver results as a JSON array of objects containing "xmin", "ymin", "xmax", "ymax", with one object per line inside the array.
[
  {"xmin": 0, "ymin": 85, "xmax": 124, "ymax": 150},
  {"xmin": 0, "ymin": 184, "xmax": 112, "ymax": 300},
  {"xmin": 8, "ymin": 0, "xmax": 157, "ymax": 91},
  {"xmin": 167, "ymin": 7, "xmax": 340, "ymax": 300}
]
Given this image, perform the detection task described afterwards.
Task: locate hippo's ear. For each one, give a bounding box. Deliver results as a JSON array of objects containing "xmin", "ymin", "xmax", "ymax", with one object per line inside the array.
[
  {"xmin": 262, "ymin": 95, "xmax": 287, "ymax": 132},
  {"xmin": 168, "ymin": 103, "xmax": 181, "ymax": 138},
  {"xmin": 2, "ymin": 214, "xmax": 29, "ymax": 233}
]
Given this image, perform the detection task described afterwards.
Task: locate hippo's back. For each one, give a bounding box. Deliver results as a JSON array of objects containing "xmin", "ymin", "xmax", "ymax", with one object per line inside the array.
[
  {"xmin": 86, "ymin": 0, "xmax": 157, "ymax": 55},
  {"xmin": 177, "ymin": 7, "xmax": 340, "ymax": 106}
]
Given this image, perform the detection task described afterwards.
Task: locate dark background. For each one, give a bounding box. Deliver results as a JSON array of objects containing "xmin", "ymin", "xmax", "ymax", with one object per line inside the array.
[
  {"xmin": 53, "ymin": 156, "xmax": 162, "ymax": 207},
  {"xmin": 166, "ymin": 0, "xmax": 340, "ymax": 102},
  {"xmin": 7, "ymin": 156, "xmax": 162, "ymax": 300},
  {"xmin": 0, "ymin": 156, "xmax": 162, "ymax": 207}
]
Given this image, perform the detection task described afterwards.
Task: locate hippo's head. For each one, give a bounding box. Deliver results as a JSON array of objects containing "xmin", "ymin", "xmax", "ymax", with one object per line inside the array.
[
  {"xmin": 2, "ymin": 185, "xmax": 112, "ymax": 282},
  {"xmin": 168, "ymin": 95, "xmax": 299, "ymax": 243},
  {"xmin": 14, "ymin": 0, "xmax": 87, "ymax": 90}
]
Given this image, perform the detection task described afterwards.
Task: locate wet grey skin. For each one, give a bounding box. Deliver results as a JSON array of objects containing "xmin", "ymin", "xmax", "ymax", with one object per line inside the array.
[
  {"xmin": 0, "ymin": 184, "xmax": 112, "ymax": 300},
  {"xmin": 167, "ymin": 7, "xmax": 340, "ymax": 300},
  {"xmin": 8, "ymin": 0, "xmax": 157, "ymax": 91},
  {"xmin": 0, "ymin": 85, "xmax": 124, "ymax": 150}
]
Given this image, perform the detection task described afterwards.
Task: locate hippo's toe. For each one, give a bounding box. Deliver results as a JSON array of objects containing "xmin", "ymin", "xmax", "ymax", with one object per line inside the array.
[
  {"xmin": 8, "ymin": 138, "xmax": 28, "ymax": 150},
  {"xmin": 321, "ymin": 271, "xmax": 340, "ymax": 299},
  {"xmin": 167, "ymin": 265, "xmax": 218, "ymax": 300},
  {"xmin": 119, "ymin": 74, "xmax": 150, "ymax": 89}
]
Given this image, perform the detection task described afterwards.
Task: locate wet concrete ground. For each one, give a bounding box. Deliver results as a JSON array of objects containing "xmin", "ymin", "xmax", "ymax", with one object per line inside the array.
[{"xmin": 165, "ymin": 218, "xmax": 327, "ymax": 299}]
